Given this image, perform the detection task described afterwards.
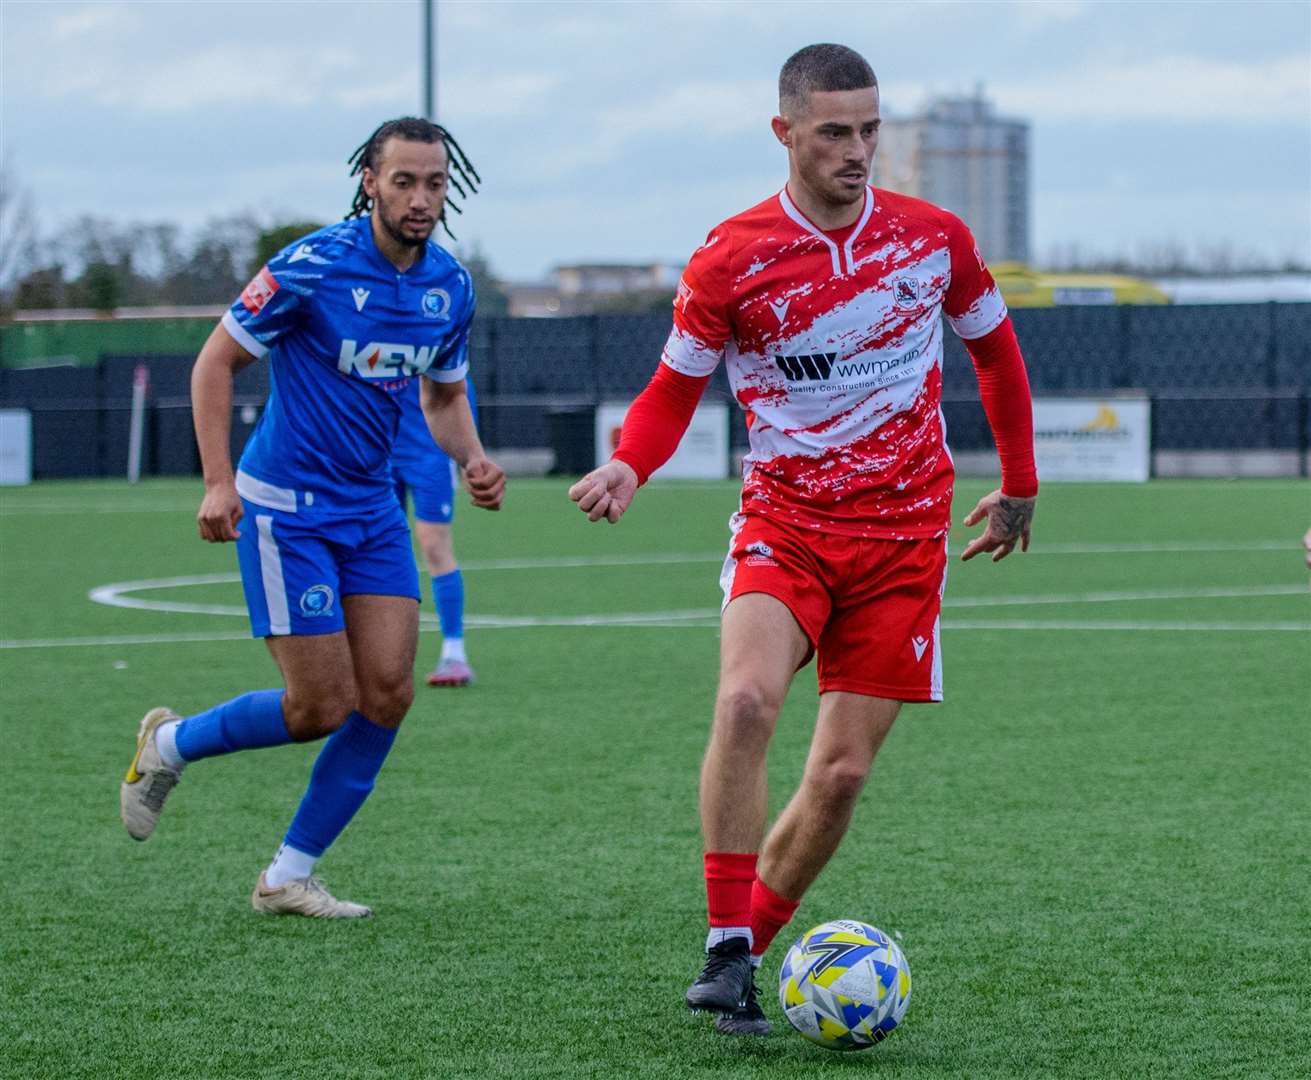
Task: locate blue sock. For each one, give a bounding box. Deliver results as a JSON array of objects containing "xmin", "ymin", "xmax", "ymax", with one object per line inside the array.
[
  {"xmin": 174, "ymin": 690, "xmax": 290, "ymax": 762},
  {"xmin": 432, "ymin": 569, "xmax": 464, "ymax": 640},
  {"xmin": 282, "ymin": 711, "xmax": 397, "ymax": 858}
]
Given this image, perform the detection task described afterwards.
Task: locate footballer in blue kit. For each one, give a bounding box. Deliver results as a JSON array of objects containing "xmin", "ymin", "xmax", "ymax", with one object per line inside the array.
[
  {"xmin": 392, "ymin": 378, "xmax": 479, "ymax": 686},
  {"xmin": 119, "ymin": 117, "xmax": 505, "ymax": 918}
]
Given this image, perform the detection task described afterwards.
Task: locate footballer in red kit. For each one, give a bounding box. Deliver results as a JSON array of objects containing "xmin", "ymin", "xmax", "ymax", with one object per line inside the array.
[{"xmin": 570, "ymin": 43, "xmax": 1038, "ymax": 1037}]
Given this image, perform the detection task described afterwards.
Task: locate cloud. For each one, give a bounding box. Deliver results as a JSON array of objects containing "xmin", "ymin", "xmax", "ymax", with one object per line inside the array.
[
  {"xmin": 437, "ymin": 72, "xmax": 562, "ymax": 120},
  {"xmin": 50, "ymin": 3, "xmax": 138, "ymax": 40},
  {"xmin": 1009, "ymin": 0, "xmax": 1088, "ymax": 28},
  {"xmin": 50, "ymin": 43, "xmax": 364, "ymax": 111},
  {"xmin": 992, "ymin": 53, "xmax": 1311, "ymax": 123}
]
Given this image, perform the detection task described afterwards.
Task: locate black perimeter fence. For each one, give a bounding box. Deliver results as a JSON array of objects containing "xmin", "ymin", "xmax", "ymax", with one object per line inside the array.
[{"xmin": 1, "ymin": 301, "xmax": 1308, "ymax": 479}]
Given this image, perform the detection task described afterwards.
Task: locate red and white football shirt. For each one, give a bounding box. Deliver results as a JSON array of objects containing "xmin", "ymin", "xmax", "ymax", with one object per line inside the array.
[{"xmin": 662, "ymin": 185, "xmax": 1008, "ymax": 539}]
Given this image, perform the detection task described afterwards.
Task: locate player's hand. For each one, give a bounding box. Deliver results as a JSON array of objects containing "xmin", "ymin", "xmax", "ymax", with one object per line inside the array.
[
  {"xmin": 1303, "ymin": 526, "xmax": 1311, "ymax": 569},
  {"xmin": 197, "ymin": 480, "xmax": 243, "ymax": 542},
  {"xmin": 464, "ymin": 456, "xmax": 505, "ymax": 511},
  {"xmin": 569, "ymin": 460, "xmax": 639, "ymax": 524},
  {"xmin": 961, "ymin": 489, "xmax": 1035, "ymax": 562}
]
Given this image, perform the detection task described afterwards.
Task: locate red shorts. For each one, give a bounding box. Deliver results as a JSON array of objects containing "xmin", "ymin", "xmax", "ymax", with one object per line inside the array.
[{"xmin": 719, "ymin": 513, "xmax": 948, "ymax": 701}]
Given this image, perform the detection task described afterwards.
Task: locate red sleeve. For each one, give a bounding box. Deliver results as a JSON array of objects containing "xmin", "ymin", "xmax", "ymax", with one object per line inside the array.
[
  {"xmin": 964, "ymin": 317, "xmax": 1039, "ymax": 498},
  {"xmin": 661, "ymin": 227, "xmax": 733, "ymax": 376},
  {"xmin": 943, "ymin": 214, "xmax": 1008, "ymax": 341},
  {"xmin": 611, "ymin": 363, "xmax": 712, "ymax": 485}
]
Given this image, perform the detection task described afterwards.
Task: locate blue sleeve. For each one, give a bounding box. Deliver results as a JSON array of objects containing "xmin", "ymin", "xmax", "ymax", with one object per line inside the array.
[
  {"xmin": 220, "ymin": 236, "xmax": 327, "ymax": 357},
  {"xmin": 222, "ymin": 266, "xmax": 308, "ymax": 358}
]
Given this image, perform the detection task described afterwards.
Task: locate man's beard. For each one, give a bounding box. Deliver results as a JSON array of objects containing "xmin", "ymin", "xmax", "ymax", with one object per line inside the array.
[{"xmin": 378, "ymin": 206, "xmax": 435, "ymax": 248}]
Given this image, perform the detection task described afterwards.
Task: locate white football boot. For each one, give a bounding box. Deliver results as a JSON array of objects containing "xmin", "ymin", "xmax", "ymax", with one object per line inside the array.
[
  {"xmin": 251, "ymin": 873, "xmax": 373, "ymax": 919},
  {"xmin": 120, "ymin": 707, "xmax": 183, "ymax": 841}
]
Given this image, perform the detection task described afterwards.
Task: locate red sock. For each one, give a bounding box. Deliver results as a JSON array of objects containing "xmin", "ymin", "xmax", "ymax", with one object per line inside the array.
[
  {"xmin": 703, "ymin": 851, "xmax": 757, "ymax": 928},
  {"xmin": 750, "ymin": 876, "xmax": 801, "ymax": 958}
]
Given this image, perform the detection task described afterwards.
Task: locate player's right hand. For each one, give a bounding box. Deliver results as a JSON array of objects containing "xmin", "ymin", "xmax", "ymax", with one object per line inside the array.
[
  {"xmin": 569, "ymin": 460, "xmax": 639, "ymax": 524},
  {"xmin": 464, "ymin": 456, "xmax": 506, "ymax": 511},
  {"xmin": 196, "ymin": 481, "xmax": 243, "ymax": 542}
]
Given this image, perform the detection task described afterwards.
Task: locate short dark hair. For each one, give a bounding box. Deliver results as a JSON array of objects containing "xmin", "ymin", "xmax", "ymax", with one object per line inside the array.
[
  {"xmin": 779, "ymin": 44, "xmax": 877, "ymax": 115},
  {"xmin": 346, "ymin": 117, "xmax": 480, "ymax": 239}
]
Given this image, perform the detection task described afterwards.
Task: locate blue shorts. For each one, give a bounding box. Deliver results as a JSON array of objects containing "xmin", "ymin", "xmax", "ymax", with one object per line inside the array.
[
  {"xmin": 235, "ymin": 494, "xmax": 420, "ymax": 638},
  {"xmin": 393, "ymin": 458, "xmax": 458, "ymax": 525}
]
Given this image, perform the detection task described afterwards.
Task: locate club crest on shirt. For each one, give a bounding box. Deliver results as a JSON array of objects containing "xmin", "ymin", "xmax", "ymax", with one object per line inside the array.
[
  {"xmin": 299, "ymin": 584, "xmax": 335, "ymax": 618},
  {"xmin": 893, "ymin": 277, "xmax": 921, "ymax": 309},
  {"xmin": 422, "ymin": 288, "xmax": 451, "ymax": 320}
]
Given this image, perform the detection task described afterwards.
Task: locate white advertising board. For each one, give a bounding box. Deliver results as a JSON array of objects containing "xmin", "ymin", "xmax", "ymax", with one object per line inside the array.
[
  {"xmin": 595, "ymin": 402, "xmax": 730, "ymax": 480},
  {"xmin": 0, "ymin": 409, "xmax": 33, "ymax": 486},
  {"xmin": 1032, "ymin": 397, "xmax": 1151, "ymax": 482}
]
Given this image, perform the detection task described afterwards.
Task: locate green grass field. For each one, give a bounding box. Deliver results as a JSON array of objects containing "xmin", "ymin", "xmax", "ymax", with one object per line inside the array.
[{"xmin": 1, "ymin": 476, "xmax": 1308, "ymax": 1079}]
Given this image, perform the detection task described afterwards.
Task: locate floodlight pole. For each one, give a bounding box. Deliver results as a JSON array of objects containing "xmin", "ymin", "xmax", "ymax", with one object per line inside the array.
[{"xmin": 422, "ymin": 0, "xmax": 437, "ymax": 120}]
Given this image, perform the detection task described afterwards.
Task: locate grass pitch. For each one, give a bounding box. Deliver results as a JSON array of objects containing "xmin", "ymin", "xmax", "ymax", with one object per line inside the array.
[{"xmin": 1, "ymin": 476, "xmax": 1308, "ymax": 1079}]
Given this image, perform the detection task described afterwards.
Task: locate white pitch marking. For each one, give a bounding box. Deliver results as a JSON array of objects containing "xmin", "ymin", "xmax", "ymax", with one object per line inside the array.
[
  {"xmin": 945, "ymin": 584, "xmax": 1308, "ymax": 608},
  {"xmin": 4, "ymin": 618, "xmax": 1306, "ymax": 651},
  {"xmin": 87, "ymin": 574, "xmax": 1308, "ymax": 619},
  {"xmin": 0, "ymin": 501, "xmax": 199, "ymax": 516},
  {"xmin": 944, "ymin": 620, "xmax": 1310, "ymax": 633},
  {"xmin": 88, "ymin": 574, "xmax": 247, "ymax": 615}
]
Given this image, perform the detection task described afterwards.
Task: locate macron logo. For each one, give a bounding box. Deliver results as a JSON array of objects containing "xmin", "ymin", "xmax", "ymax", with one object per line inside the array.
[
  {"xmin": 288, "ymin": 244, "xmax": 315, "ymax": 263},
  {"xmin": 769, "ymin": 298, "xmax": 791, "ymax": 325},
  {"xmin": 352, "ymin": 288, "xmax": 370, "ymax": 311},
  {"xmin": 911, "ymin": 635, "xmax": 929, "ymax": 662}
]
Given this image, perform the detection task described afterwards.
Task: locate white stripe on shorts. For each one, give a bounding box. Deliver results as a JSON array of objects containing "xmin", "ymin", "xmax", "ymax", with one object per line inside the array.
[
  {"xmin": 718, "ymin": 512, "xmax": 746, "ymax": 612},
  {"xmin": 255, "ymin": 514, "xmax": 291, "ymax": 635},
  {"xmin": 930, "ymin": 539, "xmax": 949, "ymax": 701}
]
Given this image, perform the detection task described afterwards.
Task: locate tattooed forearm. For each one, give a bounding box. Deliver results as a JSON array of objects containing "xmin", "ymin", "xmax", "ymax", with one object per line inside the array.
[{"xmin": 994, "ymin": 495, "xmax": 1036, "ymax": 541}]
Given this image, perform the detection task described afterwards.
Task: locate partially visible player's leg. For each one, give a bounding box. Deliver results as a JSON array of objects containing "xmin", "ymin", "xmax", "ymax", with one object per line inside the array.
[
  {"xmin": 254, "ymin": 595, "xmax": 417, "ymax": 918},
  {"xmin": 411, "ymin": 460, "xmax": 473, "ymax": 687},
  {"xmin": 687, "ymin": 592, "xmax": 809, "ymax": 1016},
  {"xmin": 756, "ymin": 691, "xmax": 901, "ymax": 911},
  {"xmin": 414, "ymin": 518, "xmax": 472, "ymax": 686}
]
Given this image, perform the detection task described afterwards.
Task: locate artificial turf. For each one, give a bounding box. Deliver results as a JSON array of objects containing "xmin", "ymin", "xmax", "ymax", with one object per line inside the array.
[{"xmin": 1, "ymin": 476, "xmax": 1307, "ymax": 1078}]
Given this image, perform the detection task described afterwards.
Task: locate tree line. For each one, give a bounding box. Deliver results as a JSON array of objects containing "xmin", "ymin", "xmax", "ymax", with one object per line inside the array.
[{"xmin": 0, "ymin": 194, "xmax": 509, "ymax": 316}]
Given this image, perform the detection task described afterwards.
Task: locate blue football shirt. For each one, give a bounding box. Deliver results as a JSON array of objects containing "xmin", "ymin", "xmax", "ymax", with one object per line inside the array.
[{"xmin": 222, "ymin": 216, "xmax": 475, "ymax": 508}]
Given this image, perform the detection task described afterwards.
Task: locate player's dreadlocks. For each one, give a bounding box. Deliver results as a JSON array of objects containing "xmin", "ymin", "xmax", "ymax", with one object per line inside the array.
[{"xmin": 346, "ymin": 117, "xmax": 480, "ymax": 239}]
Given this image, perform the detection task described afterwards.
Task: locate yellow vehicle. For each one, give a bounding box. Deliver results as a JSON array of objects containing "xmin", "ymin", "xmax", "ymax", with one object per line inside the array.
[{"xmin": 991, "ymin": 263, "xmax": 1170, "ymax": 307}]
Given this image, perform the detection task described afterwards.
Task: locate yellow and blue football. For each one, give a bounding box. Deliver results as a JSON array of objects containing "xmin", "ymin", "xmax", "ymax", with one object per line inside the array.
[{"xmin": 778, "ymin": 919, "xmax": 911, "ymax": 1050}]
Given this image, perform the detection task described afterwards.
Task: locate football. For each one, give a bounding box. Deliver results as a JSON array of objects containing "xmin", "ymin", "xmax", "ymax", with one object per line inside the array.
[{"xmin": 778, "ymin": 919, "xmax": 911, "ymax": 1050}]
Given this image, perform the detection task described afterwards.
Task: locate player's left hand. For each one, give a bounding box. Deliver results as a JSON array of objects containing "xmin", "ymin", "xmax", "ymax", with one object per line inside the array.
[
  {"xmin": 464, "ymin": 456, "xmax": 505, "ymax": 511},
  {"xmin": 961, "ymin": 489, "xmax": 1035, "ymax": 562}
]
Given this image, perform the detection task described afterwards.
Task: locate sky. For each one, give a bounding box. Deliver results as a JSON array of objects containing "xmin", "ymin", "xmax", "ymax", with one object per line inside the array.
[{"xmin": 2, "ymin": 0, "xmax": 1309, "ymax": 281}]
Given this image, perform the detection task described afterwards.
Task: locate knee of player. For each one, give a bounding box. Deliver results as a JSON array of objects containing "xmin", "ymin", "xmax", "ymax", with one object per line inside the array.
[
  {"xmin": 714, "ymin": 684, "xmax": 780, "ymax": 744},
  {"xmin": 358, "ymin": 671, "xmax": 415, "ymax": 724},
  {"xmin": 282, "ymin": 689, "xmax": 357, "ymax": 741},
  {"xmin": 422, "ymin": 540, "xmax": 456, "ymax": 571},
  {"xmin": 806, "ymin": 757, "xmax": 871, "ymax": 808}
]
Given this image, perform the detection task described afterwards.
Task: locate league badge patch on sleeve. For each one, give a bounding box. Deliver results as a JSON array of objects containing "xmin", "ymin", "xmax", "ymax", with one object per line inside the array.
[{"xmin": 240, "ymin": 266, "xmax": 281, "ymax": 315}]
